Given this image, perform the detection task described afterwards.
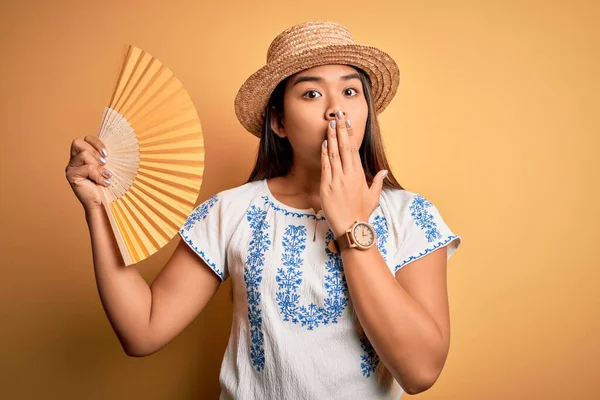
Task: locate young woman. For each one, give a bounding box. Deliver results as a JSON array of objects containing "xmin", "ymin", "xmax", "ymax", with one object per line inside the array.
[{"xmin": 66, "ymin": 21, "xmax": 461, "ymax": 399}]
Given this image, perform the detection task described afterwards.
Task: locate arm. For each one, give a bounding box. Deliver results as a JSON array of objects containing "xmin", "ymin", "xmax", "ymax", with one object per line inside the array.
[
  {"xmin": 341, "ymin": 245, "xmax": 450, "ymax": 395},
  {"xmin": 86, "ymin": 206, "xmax": 221, "ymax": 357}
]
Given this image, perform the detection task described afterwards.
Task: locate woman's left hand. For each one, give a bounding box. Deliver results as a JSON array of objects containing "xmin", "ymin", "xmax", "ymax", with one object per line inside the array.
[{"xmin": 320, "ymin": 109, "xmax": 388, "ymax": 238}]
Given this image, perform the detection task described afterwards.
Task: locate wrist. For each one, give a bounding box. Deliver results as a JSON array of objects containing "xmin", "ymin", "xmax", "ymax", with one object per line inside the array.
[
  {"xmin": 333, "ymin": 216, "xmax": 369, "ymax": 238},
  {"xmin": 84, "ymin": 206, "xmax": 105, "ymax": 220},
  {"xmin": 329, "ymin": 219, "xmax": 377, "ymax": 254}
]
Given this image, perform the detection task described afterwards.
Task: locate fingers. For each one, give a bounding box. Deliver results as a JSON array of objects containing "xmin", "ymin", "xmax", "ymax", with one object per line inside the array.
[
  {"xmin": 326, "ymin": 118, "xmax": 343, "ymax": 180},
  {"xmin": 66, "ymin": 164, "xmax": 112, "ymax": 187},
  {"xmin": 70, "ymin": 148, "xmax": 111, "ymax": 171},
  {"xmin": 321, "ymin": 139, "xmax": 331, "ymax": 185},
  {"xmin": 333, "ymin": 110, "xmax": 355, "ymax": 174},
  {"xmin": 70, "ymin": 136, "xmax": 107, "ymax": 160},
  {"xmin": 326, "ymin": 109, "xmax": 359, "ymax": 181},
  {"xmin": 65, "ymin": 148, "xmax": 112, "ymax": 187},
  {"xmin": 347, "ymin": 118, "xmax": 361, "ymax": 168},
  {"xmin": 83, "ymin": 135, "xmax": 108, "ymax": 158}
]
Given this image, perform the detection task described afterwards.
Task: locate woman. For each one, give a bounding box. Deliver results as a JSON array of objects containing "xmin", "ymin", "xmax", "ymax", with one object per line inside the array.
[{"xmin": 65, "ymin": 20, "xmax": 461, "ymax": 399}]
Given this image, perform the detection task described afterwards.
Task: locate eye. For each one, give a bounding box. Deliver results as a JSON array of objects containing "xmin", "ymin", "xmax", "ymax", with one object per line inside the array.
[
  {"xmin": 344, "ymin": 88, "xmax": 359, "ymax": 96},
  {"xmin": 303, "ymin": 90, "xmax": 321, "ymax": 99}
]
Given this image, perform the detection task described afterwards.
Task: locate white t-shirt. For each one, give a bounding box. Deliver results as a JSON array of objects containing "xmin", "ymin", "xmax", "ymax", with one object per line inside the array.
[{"xmin": 179, "ymin": 178, "xmax": 461, "ymax": 400}]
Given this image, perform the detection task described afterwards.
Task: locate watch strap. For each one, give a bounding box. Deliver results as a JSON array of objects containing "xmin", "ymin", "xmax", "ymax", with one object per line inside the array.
[{"xmin": 328, "ymin": 231, "xmax": 352, "ymax": 254}]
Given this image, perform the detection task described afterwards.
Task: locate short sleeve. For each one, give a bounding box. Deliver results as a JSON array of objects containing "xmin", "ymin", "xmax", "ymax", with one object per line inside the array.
[
  {"xmin": 178, "ymin": 193, "xmax": 230, "ymax": 281},
  {"xmin": 392, "ymin": 193, "xmax": 462, "ymax": 274}
]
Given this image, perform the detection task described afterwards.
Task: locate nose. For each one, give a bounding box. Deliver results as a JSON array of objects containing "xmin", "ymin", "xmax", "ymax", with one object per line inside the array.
[{"xmin": 325, "ymin": 108, "xmax": 345, "ymax": 120}]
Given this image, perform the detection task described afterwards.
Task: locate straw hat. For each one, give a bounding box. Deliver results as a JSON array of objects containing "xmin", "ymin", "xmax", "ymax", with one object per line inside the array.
[{"xmin": 234, "ymin": 21, "xmax": 400, "ymax": 138}]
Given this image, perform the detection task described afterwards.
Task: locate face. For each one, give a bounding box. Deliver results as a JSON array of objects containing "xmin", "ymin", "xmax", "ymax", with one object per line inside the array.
[{"xmin": 270, "ymin": 64, "xmax": 369, "ymax": 167}]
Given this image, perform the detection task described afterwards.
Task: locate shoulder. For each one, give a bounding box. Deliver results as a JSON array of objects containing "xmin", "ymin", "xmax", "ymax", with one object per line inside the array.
[
  {"xmin": 380, "ymin": 187, "xmax": 461, "ymax": 253},
  {"xmin": 214, "ymin": 179, "xmax": 264, "ymax": 204},
  {"xmin": 183, "ymin": 180, "xmax": 265, "ymax": 232},
  {"xmin": 379, "ymin": 187, "xmax": 450, "ymax": 235},
  {"xmin": 380, "ymin": 187, "xmax": 434, "ymax": 216},
  {"xmin": 201, "ymin": 179, "xmax": 266, "ymax": 220}
]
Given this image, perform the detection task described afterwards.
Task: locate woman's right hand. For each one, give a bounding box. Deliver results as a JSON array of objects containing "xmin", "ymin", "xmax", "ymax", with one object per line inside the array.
[{"xmin": 65, "ymin": 136, "xmax": 113, "ymax": 211}]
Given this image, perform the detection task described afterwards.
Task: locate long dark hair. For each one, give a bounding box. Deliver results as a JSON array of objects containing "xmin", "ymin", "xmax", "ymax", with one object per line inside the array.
[{"xmin": 245, "ymin": 67, "xmax": 404, "ymax": 191}]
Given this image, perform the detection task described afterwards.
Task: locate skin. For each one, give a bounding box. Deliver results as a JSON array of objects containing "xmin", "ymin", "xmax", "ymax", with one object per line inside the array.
[{"xmin": 65, "ymin": 64, "xmax": 450, "ymax": 395}]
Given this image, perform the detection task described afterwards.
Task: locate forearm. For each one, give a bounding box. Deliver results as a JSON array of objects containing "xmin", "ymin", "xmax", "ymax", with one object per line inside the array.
[
  {"xmin": 341, "ymin": 246, "xmax": 446, "ymax": 393},
  {"xmin": 85, "ymin": 207, "xmax": 153, "ymax": 356}
]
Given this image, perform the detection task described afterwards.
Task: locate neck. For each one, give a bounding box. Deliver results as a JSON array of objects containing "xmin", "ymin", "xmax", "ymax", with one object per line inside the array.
[{"xmin": 282, "ymin": 157, "xmax": 322, "ymax": 197}]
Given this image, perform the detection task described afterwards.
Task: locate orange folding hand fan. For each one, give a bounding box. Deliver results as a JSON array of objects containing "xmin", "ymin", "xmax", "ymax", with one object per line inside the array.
[{"xmin": 97, "ymin": 45, "xmax": 204, "ymax": 266}]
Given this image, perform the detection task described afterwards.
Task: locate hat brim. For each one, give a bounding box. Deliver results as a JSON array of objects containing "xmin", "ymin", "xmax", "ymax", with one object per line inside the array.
[{"xmin": 234, "ymin": 43, "xmax": 400, "ymax": 137}]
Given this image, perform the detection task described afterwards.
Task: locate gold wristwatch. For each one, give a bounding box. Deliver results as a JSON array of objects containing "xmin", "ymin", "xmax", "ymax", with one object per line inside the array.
[{"xmin": 327, "ymin": 220, "xmax": 377, "ymax": 254}]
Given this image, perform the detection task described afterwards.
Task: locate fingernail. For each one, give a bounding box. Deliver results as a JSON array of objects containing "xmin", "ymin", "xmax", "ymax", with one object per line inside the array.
[
  {"xmin": 102, "ymin": 169, "xmax": 112, "ymax": 178},
  {"xmin": 330, "ymin": 120, "xmax": 336, "ymax": 129},
  {"xmin": 336, "ymin": 110, "xmax": 344, "ymax": 120},
  {"xmin": 346, "ymin": 119, "xmax": 352, "ymax": 128},
  {"xmin": 100, "ymin": 148, "xmax": 108, "ymax": 157},
  {"xmin": 323, "ymin": 139, "xmax": 328, "ymax": 148},
  {"xmin": 104, "ymin": 179, "xmax": 111, "ymax": 185},
  {"xmin": 99, "ymin": 156, "xmax": 107, "ymax": 165},
  {"xmin": 383, "ymin": 170, "xmax": 388, "ymax": 178}
]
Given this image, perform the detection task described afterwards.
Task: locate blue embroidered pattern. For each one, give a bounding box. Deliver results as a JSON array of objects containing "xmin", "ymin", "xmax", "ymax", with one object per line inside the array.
[
  {"xmin": 372, "ymin": 215, "xmax": 389, "ymax": 263},
  {"xmin": 244, "ymin": 205, "xmax": 271, "ymax": 372},
  {"xmin": 360, "ymin": 334, "xmax": 381, "ymax": 378},
  {"xmin": 179, "ymin": 195, "xmax": 225, "ymax": 280},
  {"xmin": 261, "ymin": 195, "xmax": 383, "ymax": 221},
  {"xmin": 181, "ymin": 194, "xmax": 219, "ymax": 232},
  {"xmin": 261, "ymin": 196, "xmax": 324, "ymax": 220},
  {"xmin": 410, "ymin": 194, "xmax": 442, "ymax": 242},
  {"xmin": 394, "ymin": 235, "xmax": 458, "ymax": 273},
  {"xmin": 275, "ymin": 225, "xmax": 347, "ymax": 330},
  {"xmin": 272, "ymin": 215, "xmax": 392, "ymax": 377},
  {"xmin": 394, "ymin": 194, "xmax": 458, "ymax": 273}
]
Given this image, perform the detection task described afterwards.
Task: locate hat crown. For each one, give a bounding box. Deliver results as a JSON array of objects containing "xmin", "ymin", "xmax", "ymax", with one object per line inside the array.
[{"xmin": 266, "ymin": 21, "xmax": 356, "ymax": 62}]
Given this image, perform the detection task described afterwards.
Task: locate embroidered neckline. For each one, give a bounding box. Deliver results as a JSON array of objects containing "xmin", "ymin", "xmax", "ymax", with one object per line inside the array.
[{"xmin": 260, "ymin": 178, "xmax": 384, "ymax": 220}]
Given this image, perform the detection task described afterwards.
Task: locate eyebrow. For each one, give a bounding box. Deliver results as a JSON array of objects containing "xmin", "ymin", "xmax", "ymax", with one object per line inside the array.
[{"xmin": 292, "ymin": 73, "xmax": 361, "ymax": 86}]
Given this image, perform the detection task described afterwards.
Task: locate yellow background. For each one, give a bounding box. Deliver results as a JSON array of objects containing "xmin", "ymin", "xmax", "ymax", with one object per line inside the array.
[{"xmin": 1, "ymin": 0, "xmax": 598, "ymax": 399}]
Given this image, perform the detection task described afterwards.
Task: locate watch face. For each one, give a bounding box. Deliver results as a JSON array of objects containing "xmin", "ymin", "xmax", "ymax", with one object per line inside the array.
[{"xmin": 353, "ymin": 223, "xmax": 375, "ymax": 247}]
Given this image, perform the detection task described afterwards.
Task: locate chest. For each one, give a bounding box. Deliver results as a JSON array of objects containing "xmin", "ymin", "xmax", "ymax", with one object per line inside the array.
[{"xmin": 226, "ymin": 209, "xmax": 396, "ymax": 305}]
